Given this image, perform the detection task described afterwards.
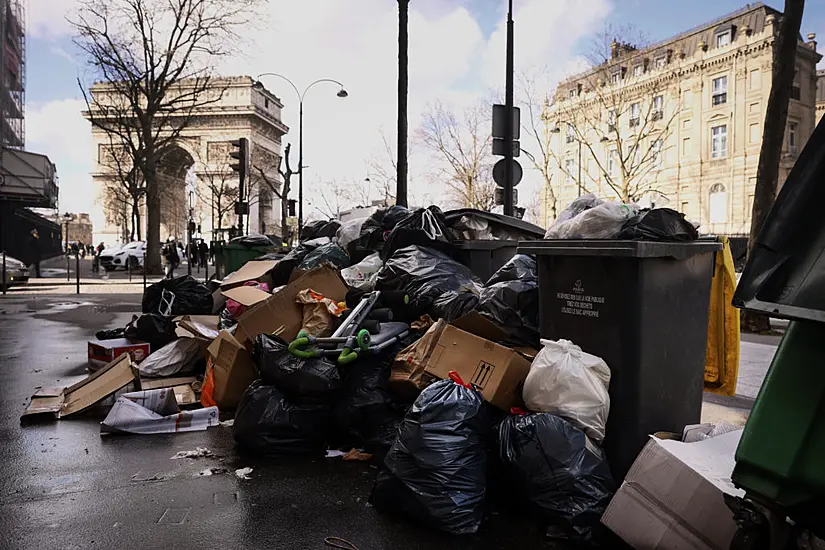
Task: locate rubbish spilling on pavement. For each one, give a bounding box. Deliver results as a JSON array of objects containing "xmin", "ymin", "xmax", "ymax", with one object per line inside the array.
[{"xmin": 20, "ymin": 204, "xmax": 742, "ymax": 546}]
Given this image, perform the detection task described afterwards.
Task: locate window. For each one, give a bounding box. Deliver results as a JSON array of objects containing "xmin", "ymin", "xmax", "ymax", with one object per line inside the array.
[
  {"xmin": 652, "ymin": 138, "xmax": 663, "ymax": 167},
  {"xmin": 789, "ymin": 121, "xmax": 799, "ymax": 153},
  {"xmin": 566, "ymin": 123, "xmax": 575, "ymax": 144},
  {"xmin": 607, "ymin": 109, "xmax": 617, "ymax": 131},
  {"xmin": 682, "ymin": 119, "xmax": 691, "ymax": 130},
  {"xmin": 749, "ymin": 123, "xmax": 761, "ymax": 144},
  {"xmin": 654, "ymin": 55, "xmax": 667, "ymax": 69},
  {"xmin": 633, "ymin": 64, "xmax": 644, "ymax": 77},
  {"xmin": 790, "ymin": 84, "xmax": 801, "ymax": 101},
  {"xmin": 682, "ymin": 137, "xmax": 691, "ymax": 156},
  {"xmin": 711, "ymin": 125, "xmax": 728, "ymax": 158},
  {"xmin": 569, "ymin": 88, "xmax": 577, "ymax": 98},
  {"xmin": 611, "ymin": 70, "xmax": 622, "ymax": 84},
  {"xmin": 749, "ymin": 69, "xmax": 761, "ymax": 91},
  {"xmin": 709, "ymin": 183, "xmax": 728, "ymax": 223},
  {"xmin": 565, "ymin": 159, "xmax": 575, "ymax": 184},
  {"xmin": 264, "ymin": 98, "xmax": 270, "ymax": 109},
  {"xmin": 681, "ymin": 201, "xmax": 690, "ymax": 215},
  {"xmin": 712, "ymin": 75, "xmax": 728, "ymax": 106},
  {"xmin": 749, "ymin": 102, "xmax": 760, "ymax": 114},
  {"xmin": 630, "ymin": 102, "xmax": 640, "ymax": 127},
  {"xmin": 608, "ymin": 148, "xmax": 617, "ymax": 175},
  {"xmin": 652, "ymin": 95, "xmax": 664, "ymax": 120},
  {"xmin": 716, "ymin": 30, "xmax": 731, "ymax": 48}
]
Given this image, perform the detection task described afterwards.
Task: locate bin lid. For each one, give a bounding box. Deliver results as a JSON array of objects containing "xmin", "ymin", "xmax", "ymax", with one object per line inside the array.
[
  {"xmin": 518, "ymin": 240, "xmax": 721, "ymax": 260},
  {"xmin": 444, "ymin": 208, "xmax": 545, "ymax": 239},
  {"xmin": 734, "ymin": 117, "xmax": 825, "ymax": 323},
  {"xmin": 453, "ymin": 239, "xmax": 520, "ymax": 250}
]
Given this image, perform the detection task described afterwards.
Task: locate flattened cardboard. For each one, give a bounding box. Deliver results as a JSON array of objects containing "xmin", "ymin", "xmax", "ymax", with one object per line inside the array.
[
  {"xmin": 234, "ymin": 266, "xmax": 347, "ymax": 347},
  {"xmin": 221, "ymin": 286, "xmax": 271, "ymax": 307},
  {"xmin": 220, "ymin": 259, "xmax": 278, "ymax": 289},
  {"xmin": 23, "ymin": 355, "xmax": 137, "ymax": 419},
  {"xmin": 601, "ymin": 431, "xmax": 744, "ymax": 550},
  {"xmin": 139, "ymin": 376, "xmax": 198, "ymax": 391},
  {"xmin": 423, "ymin": 324, "xmax": 532, "ymax": 411},
  {"xmin": 176, "ymin": 315, "xmax": 221, "ymax": 341},
  {"xmin": 205, "ymin": 330, "xmax": 258, "ymax": 409}
]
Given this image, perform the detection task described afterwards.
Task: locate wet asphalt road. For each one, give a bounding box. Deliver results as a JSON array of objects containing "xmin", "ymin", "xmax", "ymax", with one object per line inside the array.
[{"xmin": 0, "ymin": 294, "xmax": 562, "ymax": 550}]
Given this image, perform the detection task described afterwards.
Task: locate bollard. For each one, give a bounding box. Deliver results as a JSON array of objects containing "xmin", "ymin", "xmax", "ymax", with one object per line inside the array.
[
  {"xmin": 66, "ymin": 254, "xmax": 71, "ymax": 282},
  {"xmin": 143, "ymin": 262, "xmax": 147, "ymax": 292},
  {"xmin": 75, "ymin": 252, "xmax": 80, "ymax": 294},
  {"xmin": 129, "ymin": 259, "xmax": 132, "ymax": 282}
]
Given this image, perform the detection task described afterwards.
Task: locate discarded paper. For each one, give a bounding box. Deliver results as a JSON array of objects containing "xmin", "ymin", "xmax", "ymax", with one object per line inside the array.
[
  {"xmin": 101, "ymin": 389, "xmax": 219, "ymax": 435},
  {"xmin": 235, "ymin": 467, "xmax": 253, "ymax": 480}
]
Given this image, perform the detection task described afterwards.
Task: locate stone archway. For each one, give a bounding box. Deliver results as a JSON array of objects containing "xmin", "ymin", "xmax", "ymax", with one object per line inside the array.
[{"xmin": 157, "ymin": 145, "xmax": 195, "ymax": 242}]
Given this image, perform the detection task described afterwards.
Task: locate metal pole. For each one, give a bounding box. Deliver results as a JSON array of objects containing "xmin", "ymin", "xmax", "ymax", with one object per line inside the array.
[
  {"xmin": 66, "ymin": 253, "xmax": 70, "ymax": 282},
  {"xmin": 75, "ymin": 252, "xmax": 80, "ymax": 295},
  {"xmin": 298, "ymin": 101, "xmax": 304, "ymax": 236},
  {"xmin": 129, "ymin": 258, "xmax": 132, "ymax": 281},
  {"xmin": 503, "ymin": 0, "xmax": 515, "ymax": 216},
  {"xmin": 143, "ymin": 260, "xmax": 147, "ymax": 292},
  {"xmin": 578, "ymin": 139, "xmax": 583, "ymax": 197},
  {"xmin": 2, "ymin": 250, "xmax": 5, "ymax": 296},
  {"xmin": 396, "ymin": 0, "xmax": 409, "ymax": 208}
]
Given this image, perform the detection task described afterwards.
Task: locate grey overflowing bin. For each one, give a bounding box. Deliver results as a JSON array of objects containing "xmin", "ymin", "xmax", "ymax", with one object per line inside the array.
[
  {"xmin": 452, "ymin": 240, "xmax": 519, "ymax": 283},
  {"xmin": 518, "ymin": 240, "xmax": 721, "ymax": 480}
]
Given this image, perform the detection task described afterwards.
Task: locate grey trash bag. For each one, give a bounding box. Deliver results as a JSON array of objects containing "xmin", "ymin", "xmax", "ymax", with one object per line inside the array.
[
  {"xmin": 369, "ymin": 375, "xmax": 490, "ymax": 535},
  {"xmin": 138, "ymin": 338, "xmax": 203, "ymax": 378},
  {"xmin": 497, "ymin": 413, "xmax": 616, "ymax": 545}
]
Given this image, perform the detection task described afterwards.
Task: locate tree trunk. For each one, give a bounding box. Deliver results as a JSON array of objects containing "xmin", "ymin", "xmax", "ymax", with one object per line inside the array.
[
  {"xmin": 742, "ymin": 0, "xmax": 804, "ymax": 333},
  {"xmin": 144, "ymin": 157, "xmax": 162, "ymax": 274}
]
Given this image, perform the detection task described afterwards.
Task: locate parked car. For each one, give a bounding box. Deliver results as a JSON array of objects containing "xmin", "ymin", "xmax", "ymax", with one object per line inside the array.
[
  {"xmin": 99, "ymin": 241, "xmax": 145, "ymax": 271},
  {"xmin": 1, "ymin": 255, "xmax": 29, "ymax": 289}
]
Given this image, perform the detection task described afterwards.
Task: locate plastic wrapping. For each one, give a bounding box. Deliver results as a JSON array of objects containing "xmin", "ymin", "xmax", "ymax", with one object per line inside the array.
[
  {"xmin": 618, "ymin": 208, "xmax": 698, "ymax": 242},
  {"xmin": 340, "ymin": 253, "xmax": 383, "ymax": 291},
  {"xmin": 370, "ymin": 377, "xmax": 489, "ymax": 535},
  {"xmin": 376, "ymin": 245, "xmax": 483, "ymax": 322},
  {"xmin": 523, "ymin": 339, "xmax": 611, "ymax": 442},
  {"xmin": 228, "ymin": 234, "xmax": 274, "ymax": 247},
  {"xmin": 497, "ymin": 413, "xmax": 615, "ymax": 544},
  {"xmin": 545, "ymin": 201, "xmax": 638, "ymax": 240},
  {"xmin": 232, "ymin": 381, "xmax": 329, "ymax": 456},
  {"xmin": 253, "ymin": 334, "xmax": 342, "ymax": 403},
  {"xmin": 225, "ymin": 281, "xmax": 270, "ymax": 319},
  {"xmin": 142, "ymin": 276, "xmax": 213, "ymax": 316},
  {"xmin": 348, "ymin": 206, "xmax": 411, "ymax": 262},
  {"xmin": 548, "ymin": 194, "xmax": 602, "ymax": 232},
  {"xmin": 335, "ymin": 218, "xmax": 366, "ymax": 249},
  {"xmin": 138, "ymin": 338, "xmax": 203, "ymax": 378},
  {"xmin": 380, "ymin": 206, "xmax": 452, "ymax": 261},
  {"xmin": 124, "ymin": 313, "xmax": 178, "ymax": 351},
  {"xmin": 269, "ymin": 237, "xmax": 331, "ymax": 286},
  {"xmin": 301, "ymin": 220, "xmax": 341, "ymax": 242},
  {"xmin": 297, "ymin": 242, "xmax": 351, "ymax": 271}
]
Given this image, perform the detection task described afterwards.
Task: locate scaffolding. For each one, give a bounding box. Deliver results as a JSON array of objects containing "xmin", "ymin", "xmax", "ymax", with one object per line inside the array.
[{"xmin": 1, "ymin": 0, "xmax": 24, "ymax": 149}]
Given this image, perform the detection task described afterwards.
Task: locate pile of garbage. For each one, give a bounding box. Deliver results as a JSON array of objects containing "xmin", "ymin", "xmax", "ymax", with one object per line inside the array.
[{"xmin": 22, "ymin": 201, "xmax": 730, "ymax": 546}]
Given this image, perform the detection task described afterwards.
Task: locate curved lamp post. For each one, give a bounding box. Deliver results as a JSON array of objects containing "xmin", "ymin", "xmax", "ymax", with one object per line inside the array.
[{"xmin": 253, "ymin": 74, "xmax": 348, "ymax": 238}]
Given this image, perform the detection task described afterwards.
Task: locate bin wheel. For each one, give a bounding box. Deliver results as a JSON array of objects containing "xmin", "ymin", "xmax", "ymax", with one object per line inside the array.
[
  {"xmin": 356, "ymin": 329, "xmax": 371, "ymax": 351},
  {"xmin": 730, "ymin": 524, "xmax": 770, "ymax": 550}
]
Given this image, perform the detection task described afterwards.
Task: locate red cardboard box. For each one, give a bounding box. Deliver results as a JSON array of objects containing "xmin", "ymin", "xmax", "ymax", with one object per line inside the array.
[{"xmin": 88, "ymin": 338, "xmax": 150, "ymax": 371}]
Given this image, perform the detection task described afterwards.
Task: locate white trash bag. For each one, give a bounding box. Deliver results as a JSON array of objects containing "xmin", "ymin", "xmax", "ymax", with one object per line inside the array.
[
  {"xmin": 340, "ymin": 252, "xmax": 383, "ymax": 291},
  {"xmin": 545, "ymin": 201, "xmax": 638, "ymax": 240},
  {"xmin": 522, "ymin": 339, "xmax": 611, "ymax": 442},
  {"xmin": 138, "ymin": 338, "xmax": 203, "ymax": 378},
  {"xmin": 335, "ymin": 218, "xmax": 366, "ymax": 249}
]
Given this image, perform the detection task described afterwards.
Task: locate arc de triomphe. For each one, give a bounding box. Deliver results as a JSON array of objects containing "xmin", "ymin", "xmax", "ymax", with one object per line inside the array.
[{"xmin": 85, "ymin": 76, "xmax": 289, "ymax": 247}]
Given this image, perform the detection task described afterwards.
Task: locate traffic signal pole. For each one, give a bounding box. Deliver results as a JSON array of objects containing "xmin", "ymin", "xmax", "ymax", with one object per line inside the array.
[
  {"xmin": 503, "ymin": 0, "xmax": 515, "ymax": 217},
  {"xmin": 230, "ymin": 138, "xmax": 249, "ymax": 236}
]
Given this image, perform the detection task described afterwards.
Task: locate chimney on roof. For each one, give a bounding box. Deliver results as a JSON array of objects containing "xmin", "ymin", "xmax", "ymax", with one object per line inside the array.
[
  {"xmin": 610, "ymin": 39, "xmax": 620, "ymax": 60},
  {"xmin": 807, "ymin": 33, "xmax": 817, "ymax": 50}
]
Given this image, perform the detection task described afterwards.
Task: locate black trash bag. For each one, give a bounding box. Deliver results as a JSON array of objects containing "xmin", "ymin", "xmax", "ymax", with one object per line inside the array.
[
  {"xmin": 219, "ymin": 307, "xmax": 238, "ymax": 329},
  {"xmin": 331, "ymin": 332, "xmax": 418, "ymax": 456},
  {"xmin": 485, "ymin": 254, "xmax": 538, "ymax": 285},
  {"xmin": 228, "ymin": 234, "xmax": 274, "ymax": 247},
  {"xmin": 380, "ymin": 206, "xmax": 452, "ymax": 262},
  {"xmin": 270, "ymin": 237, "xmax": 331, "ymax": 286},
  {"xmin": 348, "ymin": 205, "xmax": 411, "ymax": 262},
  {"xmin": 253, "ymin": 334, "xmax": 342, "ymax": 403},
  {"xmin": 369, "ymin": 377, "xmax": 490, "ymax": 535},
  {"xmin": 95, "ymin": 328, "xmax": 125, "ymax": 340},
  {"xmin": 301, "ymin": 220, "xmax": 341, "ymax": 242},
  {"xmin": 142, "ymin": 275, "xmax": 213, "ymax": 316},
  {"xmin": 255, "ymin": 252, "xmax": 285, "ymax": 262},
  {"xmin": 124, "ymin": 313, "xmax": 177, "ymax": 351},
  {"xmin": 232, "ymin": 381, "xmax": 330, "ymax": 456},
  {"xmin": 478, "ymin": 255, "xmax": 540, "ymax": 349},
  {"xmin": 497, "ymin": 413, "xmax": 616, "ymax": 544},
  {"xmin": 297, "ymin": 242, "xmax": 351, "ymax": 271},
  {"xmin": 618, "ymin": 208, "xmax": 698, "ymax": 242},
  {"xmin": 376, "ymin": 245, "xmax": 483, "ymax": 322}
]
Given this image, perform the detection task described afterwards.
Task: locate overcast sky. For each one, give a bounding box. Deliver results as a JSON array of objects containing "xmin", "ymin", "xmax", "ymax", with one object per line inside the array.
[{"xmin": 27, "ymin": 0, "xmax": 825, "ymax": 219}]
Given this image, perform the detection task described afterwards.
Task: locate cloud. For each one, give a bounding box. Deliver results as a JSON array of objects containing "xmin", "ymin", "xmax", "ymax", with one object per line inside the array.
[
  {"xmin": 29, "ymin": 0, "xmax": 80, "ymax": 40},
  {"xmin": 26, "ymin": 99, "xmax": 94, "ymax": 215}
]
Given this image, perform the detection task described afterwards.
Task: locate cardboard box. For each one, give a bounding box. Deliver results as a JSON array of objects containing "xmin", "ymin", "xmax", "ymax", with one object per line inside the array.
[
  {"xmin": 233, "ymin": 265, "xmax": 347, "ymax": 347},
  {"xmin": 204, "ymin": 330, "xmax": 258, "ymax": 409},
  {"xmin": 23, "ymin": 355, "xmax": 138, "ymax": 419},
  {"xmin": 422, "ymin": 312, "xmax": 534, "ymax": 411},
  {"xmin": 601, "ymin": 431, "xmax": 744, "ymax": 550},
  {"xmin": 220, "ymin": 259, "xmax": 279, "ymax": 289},
  {"xmin": 88, "ymin": 338, "xmax": 150, "ymax": 371}
]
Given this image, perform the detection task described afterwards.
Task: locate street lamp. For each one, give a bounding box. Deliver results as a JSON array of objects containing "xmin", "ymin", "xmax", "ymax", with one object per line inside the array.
[
  {"xmin": 253, "ymin": 74, "xmax": 348, "ymax": 238},
  {"xmin": 62, "ymin": 212, "xmax": 73, "ymax": 252}
]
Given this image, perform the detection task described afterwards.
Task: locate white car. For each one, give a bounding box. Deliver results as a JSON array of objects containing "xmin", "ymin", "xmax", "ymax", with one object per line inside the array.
[
  {"xmin": 1, "ymin": 255, "xmax": 29, "ymax": 289},
  {"xmin": 99, "ymin": 241, "xmax": 146, "ymax": 271}
]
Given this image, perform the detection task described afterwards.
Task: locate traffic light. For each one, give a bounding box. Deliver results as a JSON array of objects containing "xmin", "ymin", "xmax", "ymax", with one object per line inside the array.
[
  {"xmin": 288, "ymin": 199, "xmax": 297, "ymax": 217},
  {"xmin": 229, "ymin": 138, "xmax": 248, "ymax": 184}
]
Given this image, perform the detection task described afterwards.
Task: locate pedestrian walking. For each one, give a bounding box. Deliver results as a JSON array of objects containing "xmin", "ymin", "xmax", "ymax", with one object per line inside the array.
[
  {"xmin": 92, "ymin": 242, "xmax": 105, "ymax": 274},
  {"xmin": 163, "ymin": 238, "xmax": 180, "ymax": 279},
  {"xmin": 28, "ymin": 229, "xmax": 41, "ymax": 278},
  {"xmin": 80, "ymin": 244, "xmax": 86, "ymax": 259},
  {"xmin": 198, "ymin": 240, "xmax": 209, "ymax": 268}
]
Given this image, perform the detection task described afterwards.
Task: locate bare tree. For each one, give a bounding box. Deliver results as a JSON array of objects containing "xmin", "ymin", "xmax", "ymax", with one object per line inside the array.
[
  {"xmin": 98, "ymin": 136, "xmax": 145, "ymax": 240},
  {"xmin": 73, "ymin": 0, "xmax": 259, "ymax": 273},
  {"xmin": 366, "ymin": 129, "xmax": 399, "ymax": 206},
  {"xmin": 518, "ymin": 68, "xmax": 560, "ymax": 221},
  {"xmin": 549, "ymin": 25, "xmax": 678, "ymax": 203},
  {"xmin": 254, "ymin": 142, "xmax": 297, "ymax": 244},
  {"xmin": 194, "ymin": 145, "xmax": 239, "ymax": 238},
  {"xmin": 418, "ymin": 101, "xmax": 496, "ymax": 210},
  {"xmin": 742, "ymin": 0, "xmax": 805, "ymax": 333}
]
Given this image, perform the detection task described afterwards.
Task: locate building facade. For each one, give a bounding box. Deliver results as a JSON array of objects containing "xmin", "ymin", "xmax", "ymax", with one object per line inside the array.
[
  {"xmin": 816, "ymin": 69, "xmax": 825, "ymax": 123},
  {"xmin": 86, "ymin": 76, "xmax": 288, "ymax": 246},
  {"xmin": 543, "ymin": 4, "xmax": 821, "ymax": 236},
  {"xmin": 0, "ymin": 0, "xmax": 23, "ymax": 148}
]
